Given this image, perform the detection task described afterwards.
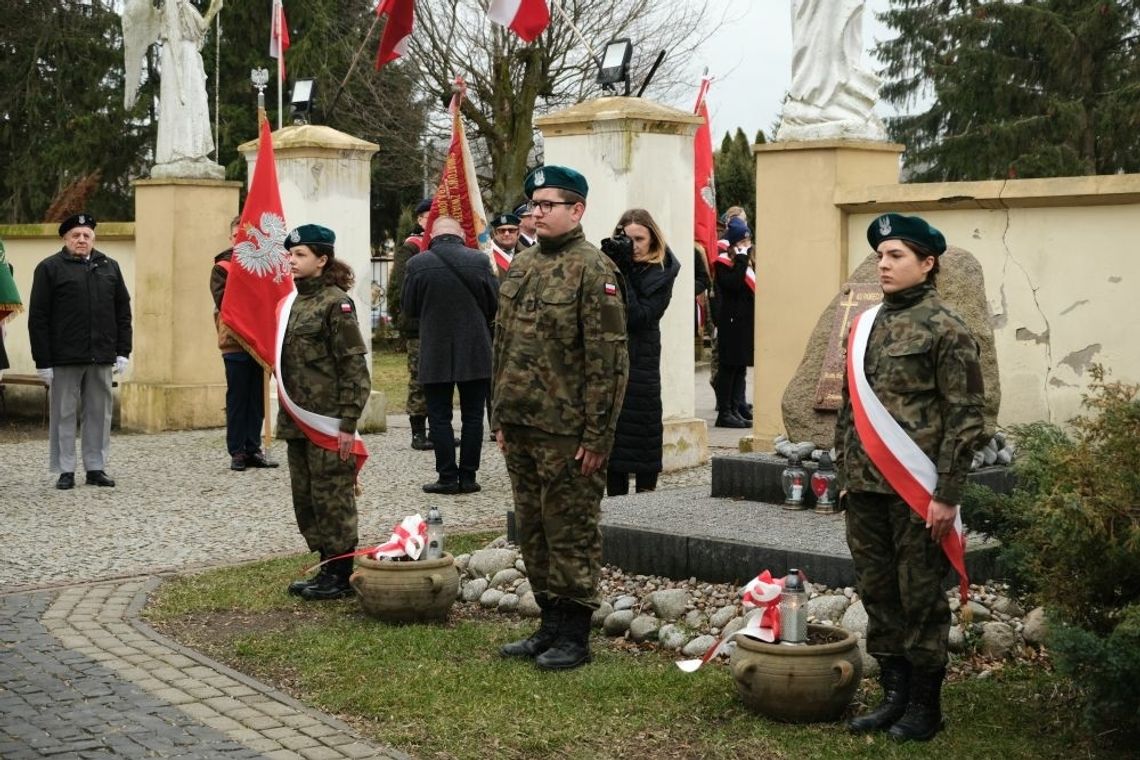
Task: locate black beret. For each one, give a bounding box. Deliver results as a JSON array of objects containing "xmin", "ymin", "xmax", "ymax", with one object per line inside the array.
[
  {"xmin": 58, "ymin": 213, "xmax": 96, "ymax": 237},
  {"xmin": 513, "ymin": 203, "xmax": 532, "ymax": 218},
  {"xmin": 523, "ymin": 165, "xmax": 589, "ymax": 199},
  {"xmin": 414, "ymin": 197, "xmax": 434, "ymax": 215},
  {"xmin": 867, "ymin": 213, "xmax": 947, "ymax": 256},
  {"xmin": 491, "ymin": 213, "xmax": 520, "ymax": 229},
  {"xmin": 285, "ymin": 224, "xmax": 336, "ymax": 250}
]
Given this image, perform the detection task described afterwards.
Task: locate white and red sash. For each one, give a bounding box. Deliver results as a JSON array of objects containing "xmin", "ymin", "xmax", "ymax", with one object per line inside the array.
[
  {"xmin": 490, "ymin": 241, "xmax": 512, "ymax": 273},
  {"xmin": 274, "ymin": 290, "xmax": 369, "ymax": 474},
  {"xmin": 847, "ymin": 304, "xmax": 969, "ymax": 603},
  {"xmin": 715, "ymin": 246, "xmax": 756, "ymax": 293}
]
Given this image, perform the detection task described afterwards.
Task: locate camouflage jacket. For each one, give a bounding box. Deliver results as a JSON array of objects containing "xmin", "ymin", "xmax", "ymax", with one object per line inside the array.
[
  {"xmin": 491, "ymin": 225, "xmax": 629, "ymax": 453},
  {"xmin": 388, "ymin": 226, "xmax": 424, "ymax": 337},
  {"xmin": 277, "ymin": 275, "xmax": 371, "ymax": 438},
  {"xmin": 834, "ymin": 283, "xmax": 986, "ymax": 505}
]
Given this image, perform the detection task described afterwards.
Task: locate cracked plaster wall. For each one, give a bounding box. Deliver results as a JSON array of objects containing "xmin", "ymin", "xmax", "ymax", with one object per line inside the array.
[{"xmin": 848, "ymin": 201, "xmax": 1139, "ymax": 427}]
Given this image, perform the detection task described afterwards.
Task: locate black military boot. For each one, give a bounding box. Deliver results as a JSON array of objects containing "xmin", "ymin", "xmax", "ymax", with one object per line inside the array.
[
  {"xmin": 848, "ymin": 656, "xmax": 910, "ymax": 733},
  {"xmin": 299, "ymin": 557, "xmax": 355, "ymax": 601},
  {"xmin": 535, "ymin": 602, "xmax": 593, "ymax": 671},
  {"xmin": 888, "ymin": 668, "xmax": 946, "ymax": 742},
  {"xmin": 287, "ymin": 553, "xmax": 328, "ymax": 596},
  {"xmin": 410, "ymin": 415, "xmax": 434, "ymax": 450},
  {"xmin": 500, "ymin": 597, "xmax": 560, "ymax": 658}
]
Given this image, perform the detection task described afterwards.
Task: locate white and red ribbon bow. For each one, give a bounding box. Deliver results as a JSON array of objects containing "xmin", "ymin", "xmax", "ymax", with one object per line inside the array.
[{"xmin": 371, "ymin": 514, "xmax": 428, "ymax": 560}]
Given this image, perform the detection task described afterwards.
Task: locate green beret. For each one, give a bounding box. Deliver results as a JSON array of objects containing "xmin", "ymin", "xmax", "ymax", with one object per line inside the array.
[
  {"xmin": 58, "ymin": 213, "xmax": 96, "ymax": 237},
  {"xmin": 285, "ymin": 224, "xmax": 336, "ymax": 250},
  {"xmin": 523, "ymin": 165, "xmax": 589, "ymax": 200},
  {"xmin": 491, "ymin": 213, "xmax": 520, "ymax": 229},
  {"xmin": 867, "ymin": 213, "xmax": 946, "ymax": 255}
]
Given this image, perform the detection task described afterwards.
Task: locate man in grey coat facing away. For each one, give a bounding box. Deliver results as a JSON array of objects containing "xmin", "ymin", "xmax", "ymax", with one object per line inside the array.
[{"xmin": 402, "ymin": 216, "xmax": 499, "ymax": 495}]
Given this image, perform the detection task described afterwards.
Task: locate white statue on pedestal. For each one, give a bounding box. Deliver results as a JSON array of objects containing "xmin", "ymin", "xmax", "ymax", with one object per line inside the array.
[
  {"xmin": 123, "ymin": 0, "xmax": 226, "ymax": 179},
  {"xmin": 776, "ymin": 0, "xmax": 888, "ymax": 142}
]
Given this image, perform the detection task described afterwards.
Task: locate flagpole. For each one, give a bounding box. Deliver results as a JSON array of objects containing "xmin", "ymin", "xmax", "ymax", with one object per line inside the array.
[
  {"xmin": 329, "ymin": 11, "xmax": 382, "ymax": 119},
  {"xmin": 276, "ymin": 0, "xmax": 284, "ymax": 130},
  {"xmin": 549, "ymin": 0, "xmax": 601, "ymax": 64}
]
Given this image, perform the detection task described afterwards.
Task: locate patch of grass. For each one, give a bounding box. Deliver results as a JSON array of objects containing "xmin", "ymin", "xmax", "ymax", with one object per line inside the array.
[
  {"xmin": 145, "ymin": 544, "xmax": 1125, "ymax": 760},
  {"xmin": 372, "ymin": 350, "xmax": 409, "ymax": 412}
]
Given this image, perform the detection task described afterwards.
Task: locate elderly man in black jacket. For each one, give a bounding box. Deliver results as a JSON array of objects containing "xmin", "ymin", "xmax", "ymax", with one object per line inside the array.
[
  {"xmin": 28, "ymin": 213, "xmax": 133, "ymax": 490},
  {"xmin": 402, "ymin": 216, "xmax": 498, "ymax": 495}
]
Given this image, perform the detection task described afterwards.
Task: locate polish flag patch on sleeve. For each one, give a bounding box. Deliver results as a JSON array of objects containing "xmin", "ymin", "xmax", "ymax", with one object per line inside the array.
[
  {"xmin": 604, "ymin": 282, "xmax": 617, "ymax": 296},
  {"xmin": 340, "ymin": 302, "xmax": 354, "ymax": 313}
]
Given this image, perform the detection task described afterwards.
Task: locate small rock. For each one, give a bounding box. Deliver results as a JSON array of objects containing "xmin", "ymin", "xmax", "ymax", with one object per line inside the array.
[
  {"xmin": 709, "ymin": 605, "xmax": 737, "ymax": 629},
  {"xmin": 980, "ymin": 621, "xmax": 1016, "ymax": 658},
  {"xmin": 629, "ymin": 615, "xmax": 661, "ymax": 643},
  {"xmin": 603, "ymin": 609, "xmax": 635, "ymax": 636},
  {"xmin": 990, "ymin": 596, "xmax": 1024, "ymax": 617},
  {"xmin": 468, "ymin": 548, "xmax": 519, "ymax": 578},
  {"xmin": 454, "ymin": 553, "xmax": 471, "ymax": 574},
  {"xmin": 965, "ymin": 600, "xmax": 992, "ymax": 622},
  {"xmin": 996, "ymin": 449, "xmax": 1012, "ymax": 465},
  {"xmin": 514, "ymin": 558, "xmax": 527, "ymax": 574},
  {"xmin": 794, "ymin": 441, "xmax": 816, "ymax": 459},
  {"xmin": 658, "ymin": 624, "xmax": 689, "ymax": 650},
  {"xmin": 841, "ymin": 600, "xmax": 868, "ymax": 636},
  {"xmin": 982, "ymin": 447, "xmax": 997, "ymax": 465},
  {"xmin": 807, "ymin": 594, "xmax": 850, "ymax": 623},
  {"xmin": 490, "ymin": 568, "xmax": 523, "ymax": 589},
  {"xmin": 1022, "ymin": 607, "xmax": 1048, "ymax": 646},
  {"xmin": 479, "ymin": 588, "xmax": 505, "ymax": 608},
  {"xmin": 497, "ymin": 593, "xmax": 519, "ymax": 612},
  {"xmin": 683, "ymin": 609, "xmax": 706, "ymax": 629},
  {"xmin": 843, "ymin": 587, "xmax": 855, "ymax": 599},
  {"xmin": 515, "ymin": 580, "xmax": 531, "ymax": 598},
  {"xmin": 613, "ymin": 594, "xmax": 639, "ymax": 611},
  {"xmin": 591, "ymin": 602, "xmax": 614, "ymax": 628},
  {"xmin": 648, "ymin": 589, "xmax": 689, "ymax": 621},
  {"xmin": 948, "ymin": 625, "xmax": 966, "ymax": 653},
  {"xmin": 948, "ymin": 596, "xmax": 961, "ymax": 613},
  {"xmin": 721, "ymin": 616, "xmax": 746, "ymax": 638},
  {"xmin": 461, "ymin": 577, "xmax": 488, "ymax": 602},
  {"xmin": 517, "ymin": 591, "xmax": 541, "ymax": 618},
  {"xmin": 682, "ymin": 635, "xmax": 718, "ymax": 658}
]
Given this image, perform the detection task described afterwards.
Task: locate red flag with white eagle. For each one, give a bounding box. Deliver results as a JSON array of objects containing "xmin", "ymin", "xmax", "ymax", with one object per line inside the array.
[
  {"xmin": 693, "ymin": 75, "xmax": 718, "ymax": 270},
  {"xmin": 424, "ymin": 79, "xmax": 488, "ymax": 251},
  {"xmin": 375, "ymin": 0, "xmax": 414, "ymax": 69},
  {"xmin": 487, "ymin": 0, "xmax": 550, "ymax": 42},
  {"xmin": 269, "ymin": 0, "xmax": 290, "ymax": 81},
  {"xmin": 220, "ymin": 118, "xmax": 293, "ymax": 369}
]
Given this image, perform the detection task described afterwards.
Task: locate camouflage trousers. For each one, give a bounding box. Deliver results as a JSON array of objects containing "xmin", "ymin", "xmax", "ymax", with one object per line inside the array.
[
  {"xmin": 405, "ymin": 338, "xmax": 427, "ymax": 417},
  {"xmin": 502, "ymin": 425, "xmax": 603, "ymax": 610},
  {"xmin": 845, "ymin": 491, "xmax": 951, "ymax": 672},
  {"xmin": 286, "ymin": 438, "xmax": 358, "ymax": 556}
]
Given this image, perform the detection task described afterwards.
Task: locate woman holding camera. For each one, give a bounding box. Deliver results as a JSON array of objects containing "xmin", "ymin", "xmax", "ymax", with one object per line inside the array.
[{"xmin": 602, "ymin": 209, "xmax": 681, "ymax": 496}]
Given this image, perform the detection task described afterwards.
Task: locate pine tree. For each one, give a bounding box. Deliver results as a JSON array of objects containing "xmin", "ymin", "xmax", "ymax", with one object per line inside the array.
[
  {"xmin": 877, "ymin": 0, "xmax": 1140, "ymax": 180},
  {"xmin": 715, "ymin": 128, "xmax": 757, "ymax": 221}
]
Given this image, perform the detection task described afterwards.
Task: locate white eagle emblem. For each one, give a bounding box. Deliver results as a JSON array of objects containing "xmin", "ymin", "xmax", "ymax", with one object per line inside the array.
[
  {"xmin": 878, "ymin": 215, "xmax": 892, "ymax": 236},
  {"xmin": 234, "ymin": 212, "xmax": 290, "ymax": 283},
  {"xmin": 700, "ymin": 176, "xmax": 716, "ymax": 210},
  {"xmin": 533, "ymin": 168, "xmax": 545, "ymax": 187}
]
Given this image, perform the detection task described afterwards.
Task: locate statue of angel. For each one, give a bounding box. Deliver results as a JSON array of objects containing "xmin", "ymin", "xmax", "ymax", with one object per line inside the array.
[
  {"xmin": 776, "ymin": 0, "xmax": 888, "ymax": 142},
  {"xmin": 123, "ymin": 0, "xmax": 226, "ymax": 178}
]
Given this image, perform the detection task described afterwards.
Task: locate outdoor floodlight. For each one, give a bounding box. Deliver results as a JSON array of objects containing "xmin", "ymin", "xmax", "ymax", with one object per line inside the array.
[
  {"xmin": 290, "ymin": 78, "xmax": 317, "ymax": 125},
  {"xmin": 597, "ymin": 38, "xmax": 633, "ymax": 95}
]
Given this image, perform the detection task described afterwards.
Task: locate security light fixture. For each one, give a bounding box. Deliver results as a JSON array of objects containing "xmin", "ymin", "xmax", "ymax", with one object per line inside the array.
[
  {"xmin": 597, "ymin": 38, "xmax": 633, "ymax": 95},
  {"xmin": 290, "ymin": 78, "xmax": 317, "ymax": 125}
]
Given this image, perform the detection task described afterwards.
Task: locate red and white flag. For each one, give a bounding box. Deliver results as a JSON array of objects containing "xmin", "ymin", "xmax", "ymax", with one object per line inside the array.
[
  {"xmin": 487, "ymin": 0, "xmax": 550, "ymax": 43},
  {"xmin": 847, "ymin": 304, "xmax": 970, "ymax": 603},
  {"xmin": 693, "ymin": 75, "xmax": 718, "ymax": 270},
  {"xmin": 424, "ymin": 79, "xmax": 488, "ymax": 251},
  {"xmin": 375, "ymin": 0, "xmax": 414, "ymax": 69},
  {"xmin": 220, "ymin": 118, "xmax": 293, "ymax": 369},
  {"xmin": 269, "ymin": 0, "xmax": 290, "ymax": 81}
]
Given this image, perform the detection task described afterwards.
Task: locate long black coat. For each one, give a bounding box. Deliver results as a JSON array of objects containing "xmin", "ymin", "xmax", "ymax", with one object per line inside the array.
[
  {"xmin": 714, "ymin": 249, "xmax": 754, "ymax": 367},
  {"xmin": 609, "ymin": 248, "xmax": 680, "ymax": 474}
]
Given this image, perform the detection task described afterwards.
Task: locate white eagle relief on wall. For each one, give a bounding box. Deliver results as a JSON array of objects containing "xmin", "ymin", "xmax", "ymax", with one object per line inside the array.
[
  {"xmin": 123, "ymin": 0, "xmax": 226, "ymax": 179},
  {"xmin": 776, "ymin": 0, "xmax": 889, "ymax": 142}
]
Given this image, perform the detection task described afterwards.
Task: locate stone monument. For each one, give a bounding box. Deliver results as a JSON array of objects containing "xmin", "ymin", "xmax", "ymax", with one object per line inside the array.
[
  {"xmin": 775, "ymin": 0, "xmax": 888, "ymax": 142},
  {"xmin": 781, "ymin": 246, "xmax": 1002, "ymax": 447},
  {"xmin": 122, "ymin": 0, "xmax": 225, "ymax": 179}
]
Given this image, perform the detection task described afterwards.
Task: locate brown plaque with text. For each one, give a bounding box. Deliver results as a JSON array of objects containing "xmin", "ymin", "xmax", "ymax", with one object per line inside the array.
[{"xmin": 813, "ymin": 283, "xmax": 882, "ymax": 411}]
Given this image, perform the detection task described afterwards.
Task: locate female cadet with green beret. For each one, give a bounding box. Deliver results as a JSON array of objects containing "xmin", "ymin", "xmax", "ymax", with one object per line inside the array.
[{"xmin": 279, "ymin": 224, "xmax": 372, "ymax": 601}]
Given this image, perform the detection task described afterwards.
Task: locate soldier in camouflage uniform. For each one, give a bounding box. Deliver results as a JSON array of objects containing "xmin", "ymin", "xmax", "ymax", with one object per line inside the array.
[
  {"xmin": 388, "ymin": 198, "xmax": 433, "ymax": 450},
  {"xmin": 493, "ymin": 165, "xmax": 628, "ymax": 671},
  {"xmin": 835, "ymin": 213, "xmax": 987, "ymax": 742},
  {"xmin": 278, "ymin": 225, "xmax": 372, "ymax": 601}
]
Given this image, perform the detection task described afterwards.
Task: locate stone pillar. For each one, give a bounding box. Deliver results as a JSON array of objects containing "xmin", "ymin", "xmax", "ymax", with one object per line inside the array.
[
  {"xmin": 238, "ymin": 125, "xmax": 386, "ymax": 432},
  {"xmin": 120, "ymin": 179, "xmax": 241, "ymax": 432},
  {"xmin": 751, "ymin": 140, "xmax": 904, "ymax": 444},
  {"xmin": 534, "ymin": 97, "xmax": 707, "ymax": 470}
]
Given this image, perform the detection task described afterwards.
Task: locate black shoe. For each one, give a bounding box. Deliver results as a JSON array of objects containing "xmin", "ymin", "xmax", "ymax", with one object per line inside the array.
[
  {"xmin": 422, "ymin": 480, "xmax": 461, "ymax": 495},
  {"xmin": 714, "ymin": 412, "xmax": 750, "ymax": 429},
  {"xmin": 245, "ymin": 451, "xmax": 279, "ymax": 468},
  {"xmin": 56, "ymin": 472, "xmax": 75, "ymax": 490},
  {"xmin": 299, "ymin": 558, "xmax": 355, "ymax": 601},
  {"xmin": 459, "ymin": 481, "xmax": 482, "ymax": 493},
  {"xmin": 501, "ymin": 600, "xmax": 560, "ymax": 658},
  {"xmin": 288, "ymin": 566, "xmax": 327, "ymax": 596},
  {"xmin": 230, "ymin": 454, "xmax": 247, "ymax": 471},
  {"xmin": 85, "ymin": 470, "xmax": 116, "ymax": 487},
  {"xmin": 410, "ymin": 431, "xmax": 435, "ymax": 450},
  {"xmin": 535, "ymin": 603, "xmax": 593, "ymax": 671},
  {"xmin": 737, "ymin": 404, "xmax": 753, "ymax": 421},
  {"xmin": 849, "ymin": 656, "xmax": 910, "ymax": 733},
  {"xmin": 888, "ymin": 668, "xmax": 946, "ymax": 742}
]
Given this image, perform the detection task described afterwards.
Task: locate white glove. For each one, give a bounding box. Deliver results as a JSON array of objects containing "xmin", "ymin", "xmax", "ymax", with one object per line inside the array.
[
  {"xmin": 37, "ymin": 368, "xmax": 53, "ymax": 386},
  {"xmin": 113, "ymin": 356, "xmax": 129, "ymax": 375}
]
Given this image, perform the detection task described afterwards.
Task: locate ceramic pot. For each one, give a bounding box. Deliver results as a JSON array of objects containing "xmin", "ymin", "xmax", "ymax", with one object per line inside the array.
[
  {"xmin": 729, "ymin": 623, "xmax": 862, "ymax": 723},
  {"xmin": 350, "ymin": 552, "xmax": 459, "ymax": 623}
]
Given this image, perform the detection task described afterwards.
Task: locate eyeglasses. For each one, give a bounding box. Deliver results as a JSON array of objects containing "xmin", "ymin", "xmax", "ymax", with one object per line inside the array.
[{"xmin": 525, "ymin": 200, "xmax": 578, "ymax": 215}]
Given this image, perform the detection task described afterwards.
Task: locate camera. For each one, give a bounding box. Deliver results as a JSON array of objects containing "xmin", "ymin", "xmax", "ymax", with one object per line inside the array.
[{"xmin": 600, "ymin": 225, "xmax": 634, "ymax": 268}]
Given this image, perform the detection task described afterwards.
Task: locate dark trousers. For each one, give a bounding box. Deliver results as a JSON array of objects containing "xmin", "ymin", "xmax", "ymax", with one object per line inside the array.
[
  {"xmin": 716, "ymin": 364, "xmax": 746, "ymax": 414},
  {"xmin": 224, "ymin": 352, "xmax": 264, "ymax": 456},
  {"xmin": 606, "ymin": 470, "xmax": 658, "ymax": 496},
  {"xmin": 423, "ymin": 379, "xmax": 488, "ymax": 484}
]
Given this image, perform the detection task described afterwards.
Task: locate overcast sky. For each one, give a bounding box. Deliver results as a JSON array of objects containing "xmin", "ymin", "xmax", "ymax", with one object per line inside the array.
[{"xmin": 680, "ymin": 0, "xmax": 895, "ymax": 141}]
